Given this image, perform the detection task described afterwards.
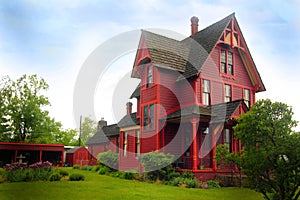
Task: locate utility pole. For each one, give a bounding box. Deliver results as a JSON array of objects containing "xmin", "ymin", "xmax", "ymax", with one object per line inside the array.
[{"xmin": 78, "ymin": 115, "xmax": 82, "ymax": 146}]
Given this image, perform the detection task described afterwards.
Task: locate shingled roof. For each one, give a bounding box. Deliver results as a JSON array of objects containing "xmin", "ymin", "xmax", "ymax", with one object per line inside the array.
[
  {"xmin": 118, "ymin": 112, "xmax": 140, "ymax": 128},
  {"xmin": 86, "ymin": 124, "xmax": 120, "ymax": 145},
  {"xmin": 167, "ymin": 99, "xmax": 247, "ymax": 123},
  {"xmin": 141, "ymin": 30, "xmax": 189, "ymax": 72},
  {"xmin": 180, "ymin": 13, "xmax": 234, "ymax": 79},
  {"xmin": 135, "ymin": 13, "xmax": 234, "ymax": 80}
]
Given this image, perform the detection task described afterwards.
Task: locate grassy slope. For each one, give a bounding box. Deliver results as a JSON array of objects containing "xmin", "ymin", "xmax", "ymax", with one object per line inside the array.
[{"xmin": 0, "ymin": 168, "xmax": 263, "ymax": 200}]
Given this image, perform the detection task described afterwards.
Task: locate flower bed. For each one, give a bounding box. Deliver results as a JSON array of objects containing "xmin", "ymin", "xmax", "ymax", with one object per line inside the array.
[{"xmin": 2, "ymin": 161, "xmax": 53, "ymax": 182}]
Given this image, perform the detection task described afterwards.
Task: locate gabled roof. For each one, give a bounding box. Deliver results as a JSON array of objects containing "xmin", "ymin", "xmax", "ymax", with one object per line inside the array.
[
  {"xmin": 140, "ymin": 30, "xmax": 189, "ymax": 72},
  {"xmin": 86, "ymin": 124, "xmax": 120, "ymax": 145},
  {"xmin": 66, "ymin": 146, "xmax": 84, "ymax": 154},
  {"xmin": 118, "ymin": 112, "xmax": 140, "ymax": 128},
  {"xmin": 132, "ymin": 13, "xmax": 265, "ymax": 92},
  {"xmin": 180, "ymin": 13, "xmax": 234, "ymax": 79},
  {"xmin": 130, "ymin": 83, "xmax": 140, "ymax": 99},
  {"xmin": 167, "ymin": 99, "xmax": 248, "ymax": 123}
]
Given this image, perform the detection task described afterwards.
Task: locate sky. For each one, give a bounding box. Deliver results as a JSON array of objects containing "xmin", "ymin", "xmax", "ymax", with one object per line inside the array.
[{"xmin": 0, "ymin": 0, "xmax": 299, "ymax": 131}]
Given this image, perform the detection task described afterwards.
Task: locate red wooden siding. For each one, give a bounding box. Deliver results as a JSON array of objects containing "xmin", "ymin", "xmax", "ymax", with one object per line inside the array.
[
  {"xmin": 141, "ymin": 85, "xmax": 157, "ymax": 103},
  {"xmin": 158, "ymin": 69, "xmax": 180, "ymax": 115},
  {"xmin": 199, "ymin": 46, "xmax": 256, "ymax": 105}
]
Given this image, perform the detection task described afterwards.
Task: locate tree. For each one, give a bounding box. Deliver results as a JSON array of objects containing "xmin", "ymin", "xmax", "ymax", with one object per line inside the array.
[
  {"xmin": 80, "ymin": 117, "xmax": 97, "ymax": 146},
  {"xmin": 232, "ymin": 99, "xmax": 300, "ymax": 200},
  {"xmin": 0, "ymin": 74, "xmax": 76, "ymax": 144}
]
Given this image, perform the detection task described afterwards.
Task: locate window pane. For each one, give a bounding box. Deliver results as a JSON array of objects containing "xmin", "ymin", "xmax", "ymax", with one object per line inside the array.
[
  {"xmin": 149, "ymin": 104, "xmax": 154, "ymax": 130},
  {"xmin": 228, "ymin": 64, "xmax": 233, "ymax": 75},
  {"xmin": 221, "ymin": 63, "xmax": 226, "ymax": 73},
  {"xmin": 143, "ymin": 106, "xmax": 148, "ymax": 129},
  {"xmin": 224, "ymin": 129, "xmax": 231, "ymax": 152},
  {"xmin": 221, "ymin": 50, "xmax": 226, "ymax": 63},
  {"xmin": 147, "ymin": 66, "xmax": 153, "ymax": 87},
  {"xmin": 136, "ymin": 130, "xmax": 140, "ymax": 155},
  {"xmin": 202, "ymin": 93, "xmax": 210, "ymax": 106},
  {"xmin": 228, "ymin": 52, "xmax": 233, "ymax": 65},
  {"xmin": 203, "ymin": 79, "xmax": 210, "ymax": 92},
  {"xmin": 225, "ymin": 85, "xmax": 231, "ymax": 102}
]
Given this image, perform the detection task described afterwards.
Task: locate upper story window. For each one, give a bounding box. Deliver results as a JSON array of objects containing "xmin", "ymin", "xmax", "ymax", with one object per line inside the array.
[
  {"xmin": 244, "ymin": 88, "xmax": 250, "ymax": 108},
  {"xmin": 147, "ymin": 65, "xmax": 153, "ymax": 88},
  {"xmin": 123, "ymin": 132, "xmax": 128, "ymax": 156},
  {"xmin": 224, "ymin": 84, "xmax": 231, "ymax": 102},
  {"xmin": 143, "ymin": 104, "xmax": 154, "ymax": 130},
  {"xmin": 202, "ymin": 79, "xmax": 210, "ymax": 106},
  {"xmin": 220, "ymin": 50, "xmax": 234, "ymax": 76},
  {"xmin": 135, "ymin": 130, "xmax": 140, "ymax": 156}
]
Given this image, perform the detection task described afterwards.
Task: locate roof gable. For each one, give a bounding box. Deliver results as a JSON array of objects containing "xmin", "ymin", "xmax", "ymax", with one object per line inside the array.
[{"xmin": 131, "ymin": 13, "xmax": 265, "ymax": 92}]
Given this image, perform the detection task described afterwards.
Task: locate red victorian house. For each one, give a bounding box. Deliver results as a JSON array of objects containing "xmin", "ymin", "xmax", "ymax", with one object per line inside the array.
[{"xmin": 88, "ymin": 13, "xmax": 265, "ymax": 180}]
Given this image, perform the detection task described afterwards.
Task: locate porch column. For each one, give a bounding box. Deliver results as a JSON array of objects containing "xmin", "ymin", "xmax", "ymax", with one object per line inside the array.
[
  {"xmin": 212, "ymin": 129, "xmax": 217, "ymax": 171},
  {"xmin": 14, "ymin": 150, "xmax": 18, "ymax": 163},
  {"xmin": 191, "ymin": 118, "xmax": 199, "ymax": 171},
  {"xmin": 39, "ymin": 150, "xmax": 42, "ymax": 162}
]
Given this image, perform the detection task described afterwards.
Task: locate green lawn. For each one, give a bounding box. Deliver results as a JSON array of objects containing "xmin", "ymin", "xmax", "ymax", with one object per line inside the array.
[{"xmin": 0, "ymin": 168, "xmax": 263, "ymax": 200}]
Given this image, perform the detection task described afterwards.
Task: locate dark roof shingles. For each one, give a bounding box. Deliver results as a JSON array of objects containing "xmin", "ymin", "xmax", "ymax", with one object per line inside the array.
[{"xmin": 86, "ymin": 124, "xmax": 120, "ymax": 145}]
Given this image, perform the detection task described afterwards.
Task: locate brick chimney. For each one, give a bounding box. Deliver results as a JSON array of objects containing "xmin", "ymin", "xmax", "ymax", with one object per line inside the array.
[
  {"xmin": 191, "ymin": 16, "xmax": 199, "ymax": 37},
  {"xmin": 98, "ymin": 118, "xmax": 107, "ymax": 130},
  {"xmin": 126, "ymin": 102, "xmax": 133, "ymax": 115}
]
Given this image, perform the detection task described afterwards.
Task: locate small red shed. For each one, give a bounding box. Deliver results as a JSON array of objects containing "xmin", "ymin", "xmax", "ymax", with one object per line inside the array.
[{"xmin": 65, "ymin": 146, "xmax": 96, "ymax": 166}]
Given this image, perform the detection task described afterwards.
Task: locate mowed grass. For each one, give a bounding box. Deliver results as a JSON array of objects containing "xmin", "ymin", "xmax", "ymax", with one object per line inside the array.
[{"xmin": 0, "ymin": 168, "xmax": 263, "ymax": 200}]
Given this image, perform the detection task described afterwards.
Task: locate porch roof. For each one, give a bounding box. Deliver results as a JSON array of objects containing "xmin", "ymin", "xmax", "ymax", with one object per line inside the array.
[{"xmin": 166, "ymin": 99, "xmax": 247, "ymax": 123}]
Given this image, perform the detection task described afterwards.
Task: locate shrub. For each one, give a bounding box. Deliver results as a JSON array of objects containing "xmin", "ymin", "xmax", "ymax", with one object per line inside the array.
[
  {"xmin": 92, "ymin": 165, "xmax": 101, "ymax": 172},
  {"xmin": 169, "ymin": 177, "xmax": 197, "ymax": 188},
  {"xmin": 88, "ymin": 166, "xmax": 93, "ymax": 171},
  {"xmin": 167, "ymin": 171, "xmax": 180, "ymax": 181},
  {"xmin": 205, "ymin": 180, "xmax": 221, "ymax": 188},
  {"xmin": 97, "ymin": 151, "xmax": 118, "ymax": 170},
  {"xmin": 110, "ymin": 171, "xmax": 125, "ymax": 179},
  {"xmin": 124, "ymin": 172, "xmax": 135, "ymax": 180},
  {"xmin": 69, "ymin": 173, "xmax": 85, "ymax": 181},
  {"xmin": 181, "ymin": 172, "xmax": 195, "ymax": 179},
  {"xmin": 2, "ymin": 161, "xmax": 53, "ymax": 182},
  {"xmin": 81, "ymin": 165, "xmax": 88, "ymax": 170},
  {"xmin": 49, "ymin": 173, "xmax": 62, "ymax": 181},
  {"xmin": 59, "ymin": 170, "xmax": 69, "ymax": 177},
  {"xmin": 98, "ymin": 166, "xmax": 111, "ymax": 175},
  {"xmin": 139, "ymin": 152, "xmax": 174, "ymax": 181},
  {"xmin": 73, "ymin": 165, "xmax": 80, "ymax": 169}
]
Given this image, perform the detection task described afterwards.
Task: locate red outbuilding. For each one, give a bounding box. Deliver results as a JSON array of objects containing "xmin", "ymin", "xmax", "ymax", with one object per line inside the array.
[
  {"xmin": 65, "ymin": 146, "xmax": 97, "ymax": 166},
  {"xmin": 0, "ymin": 142, "xmax": 64, "ymax": 167}
]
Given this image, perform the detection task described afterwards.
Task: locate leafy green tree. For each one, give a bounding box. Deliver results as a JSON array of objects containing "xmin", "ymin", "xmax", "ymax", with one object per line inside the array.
[
  {"xmin": 0, "ymin": 74, "xmax": 77, "ymax": 144},
  {"xmin": 80, "ymin": 117, "xmax": 97, "ymax": 146},
  {"xmin": 229, "ymin": 99, "xmax": 300, "ymax": 200}
]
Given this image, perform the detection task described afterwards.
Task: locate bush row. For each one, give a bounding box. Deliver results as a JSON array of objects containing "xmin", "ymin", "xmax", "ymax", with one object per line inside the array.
[{"xmin": 1, "ymin": 162, "xmax": 84, "ymax": 182}]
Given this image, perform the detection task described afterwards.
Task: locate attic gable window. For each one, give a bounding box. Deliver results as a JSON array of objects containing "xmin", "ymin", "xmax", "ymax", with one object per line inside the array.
[{"xmin": 220, "ymin": 49, "xmax": 234, "ymax": 76}]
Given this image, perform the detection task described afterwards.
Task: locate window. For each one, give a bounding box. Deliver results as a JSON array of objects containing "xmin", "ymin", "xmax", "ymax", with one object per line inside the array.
[
  {"xmin": 220, "ymin": 50, "xmax": 234, "ymax": 75},
  {"xmin": 135, "ymin": 130, "xmax": 140, "ymax": 156},
  {"xmin": 123, "ymin": 132, "xmax": 128, "ymax": 156},
  {"xmin": 224, "ymin": 84, "xmax": 231, "ymax": 102},
  {"xmin": 143, "ymin": 106, "xmax": 148, "ymax": 129},
  {"xmin": 220, "ymin": 50, "xmax": 226, "ymax": 73},
  {"xmin": 147, "ymin": 65, "xmax": 153, "ymax": 88},
  {"xmin": 244, "ymin": 88, "xmax": 250, "ymax": 107},
  {"xmin": 202, "ymin": 79, "xmax": 210, "ymax": 106},
  {"xmin": 143, "ymin": 104, "xmax": 155, "ymax": 130},
  {"xmin": 184, "ymin": 127, "xmax": 191, "ymax": 157},
  {"xmin": 228, "ymin": 52, "xmax": 233, "ymax": 75},
  {"xmin": 224, "ymin": 129, "xmax": 232, "ymax": 152}
]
